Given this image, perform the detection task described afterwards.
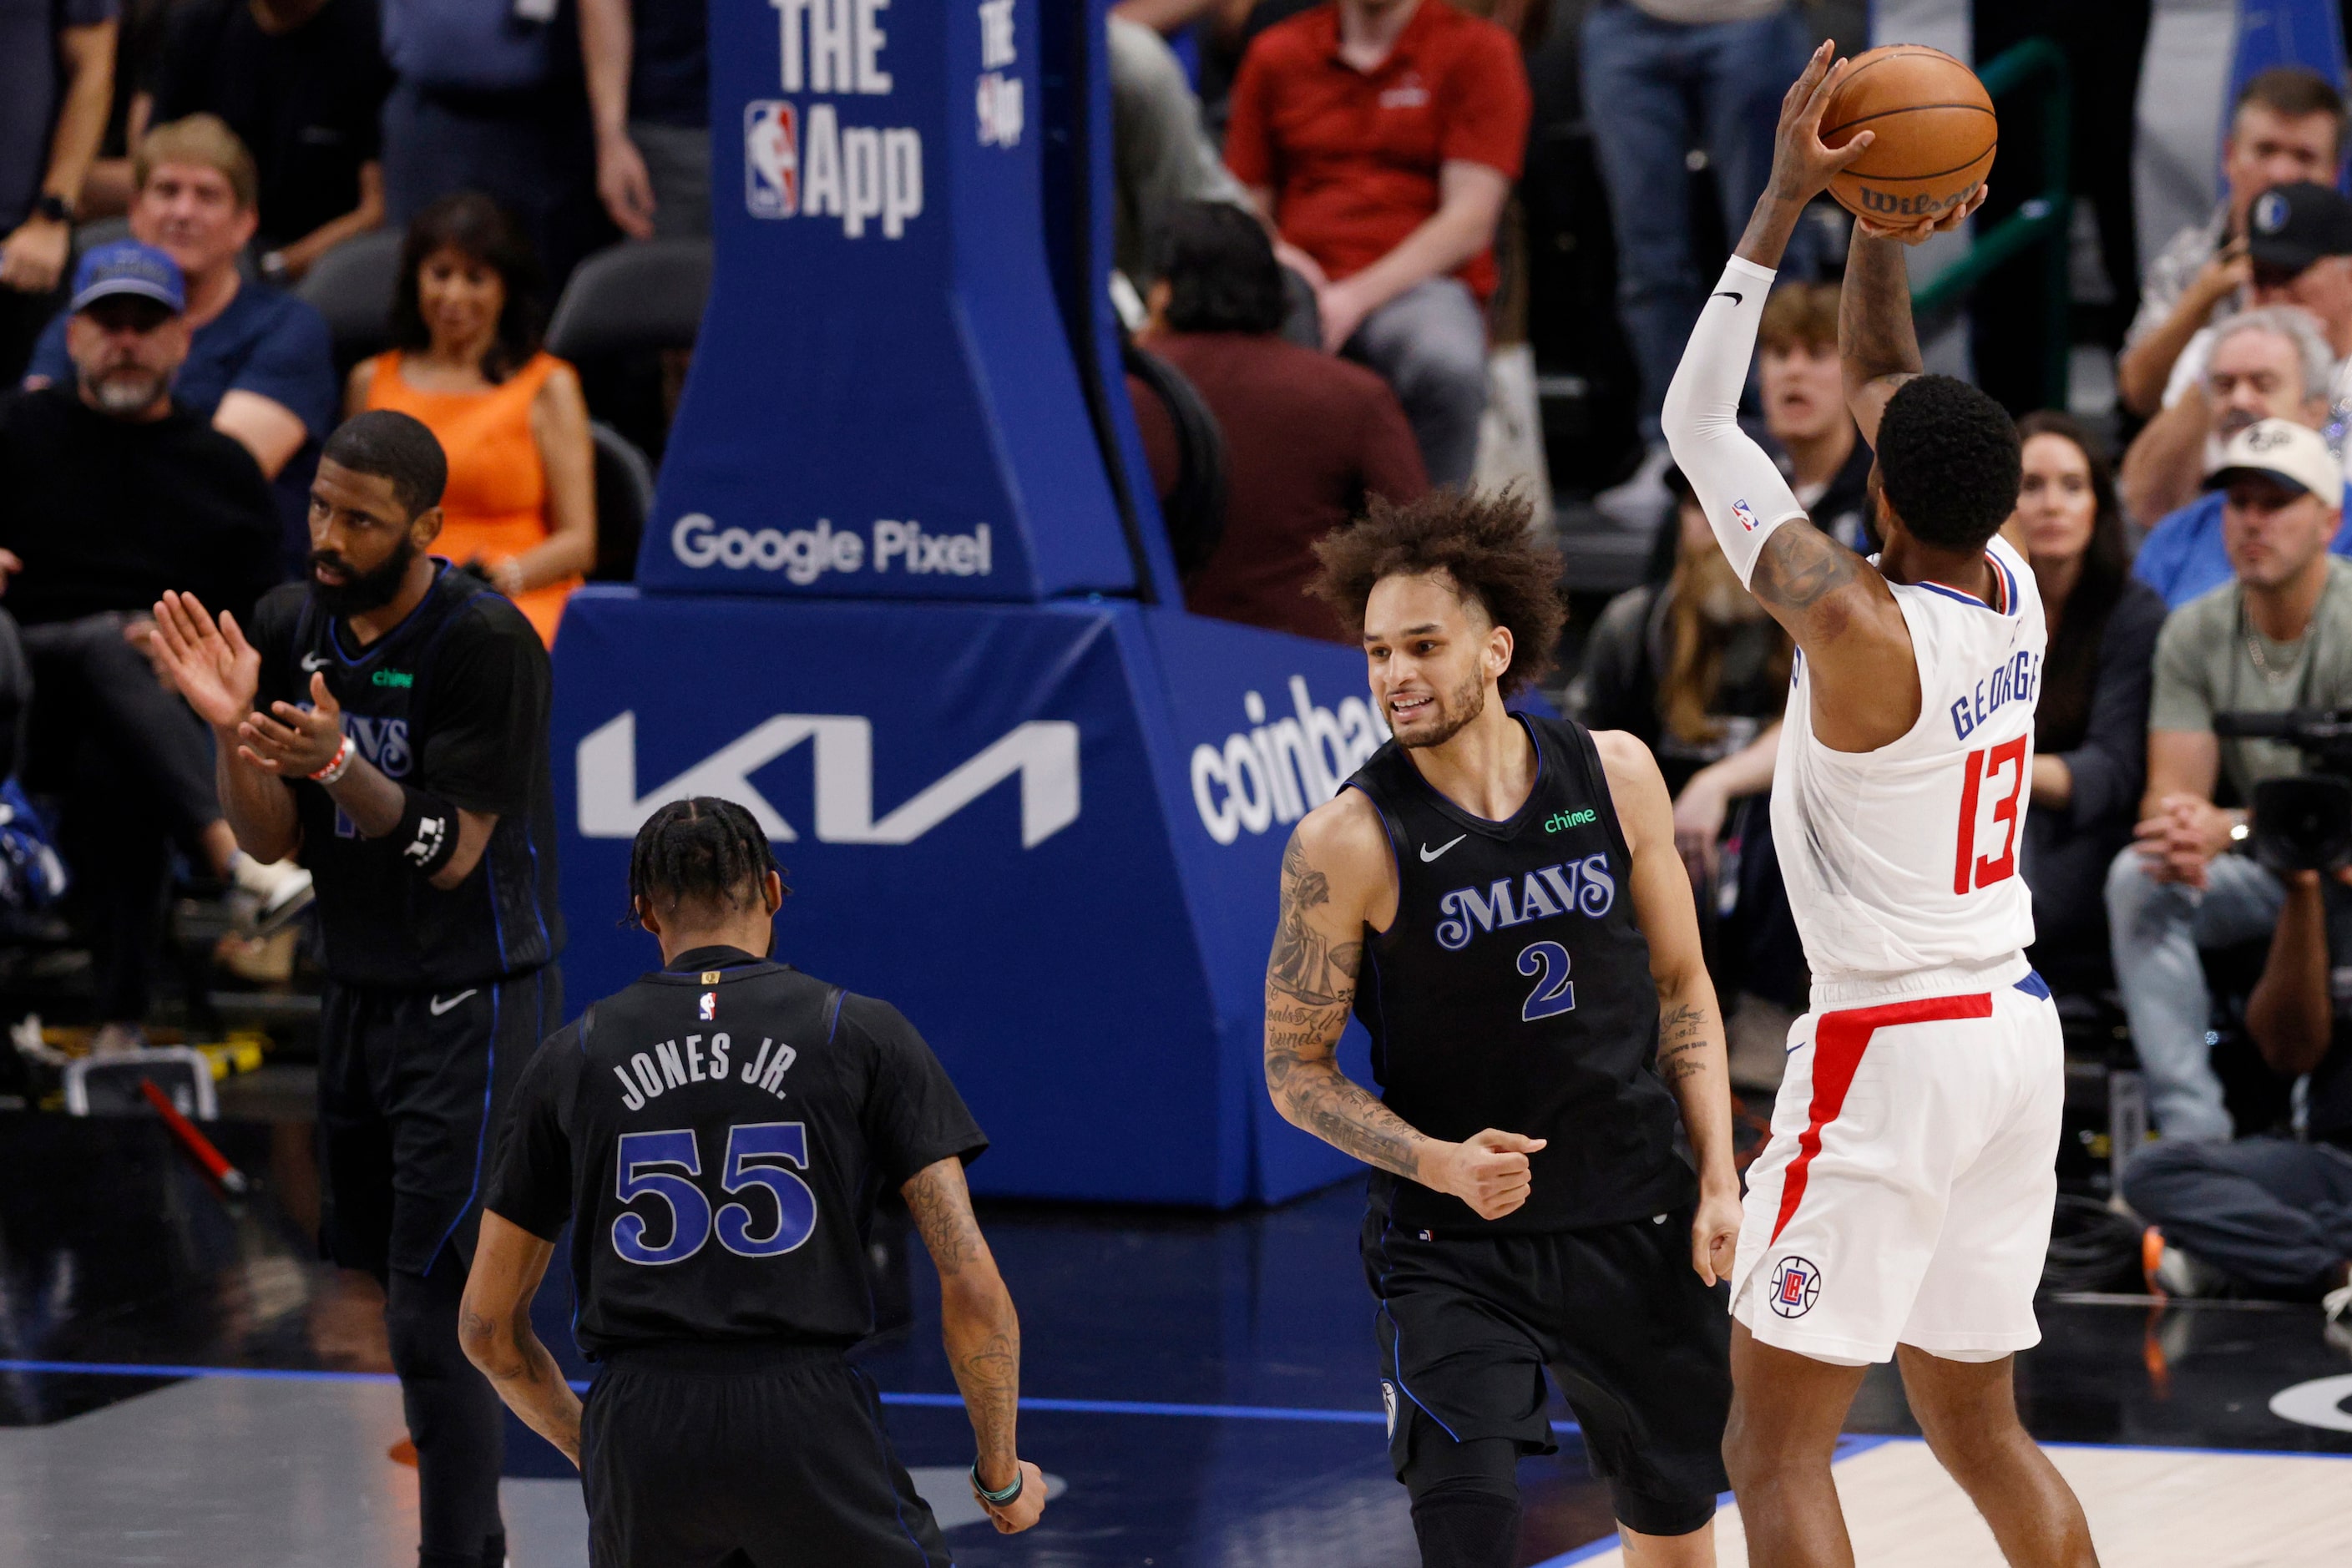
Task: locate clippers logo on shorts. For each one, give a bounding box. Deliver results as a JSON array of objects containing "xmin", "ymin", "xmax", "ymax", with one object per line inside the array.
[
  {"xmin": 746, "ymin": 101, "xmax": 799, "ymax": 217},
  {"xmin": 1769, "ymin": 1255, "xmax": 1823, "ymax": 1318},
  {"xmin": 699, "ymin": 991, "xmax": 717, "ymax": 1021},
  {"xmin": 1732, "ymin": 498, "xmax": 1760, "ymax": 533},
  {"xmin": 1381, "ymin": 1379, "xmax": 1398, "ymax": 1439}
]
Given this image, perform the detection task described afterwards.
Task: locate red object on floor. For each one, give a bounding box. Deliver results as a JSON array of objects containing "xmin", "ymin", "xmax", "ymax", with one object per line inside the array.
[{"xmin": 139, "ymin": 1079, "xmax": 249, "ymax": 1195}]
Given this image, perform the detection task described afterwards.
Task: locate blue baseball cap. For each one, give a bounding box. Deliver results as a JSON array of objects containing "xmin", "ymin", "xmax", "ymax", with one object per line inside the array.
[{"xmin": 68, "ymin": 240, "xmax": 185, "ymax": 316}]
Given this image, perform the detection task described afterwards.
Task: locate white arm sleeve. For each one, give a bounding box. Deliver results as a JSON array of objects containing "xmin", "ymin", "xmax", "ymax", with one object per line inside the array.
[{"xmin": 1661, "ymin": 255, "xmax": 1809, "ymax": 588}]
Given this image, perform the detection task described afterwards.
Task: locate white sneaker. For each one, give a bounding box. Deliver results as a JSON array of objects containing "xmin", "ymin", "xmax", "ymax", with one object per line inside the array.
[
  {"xmin": 2324, "ymin": 1280, "xmax": 2351, "ymax": 1356},
  {"xmin": 2151, "ymin": 1241, "xmax": 2226, "ymax": 1298},
  {"xmin": 231, "ymin": 853, "xmax": 314, "ymax": 933},
  {"xmin": 1593, "ymin": 442, "xmax": 1675, "ymax": 532},
  {"xmin": 88, "ymin": 1022, "xmax": 148, "ymax": 1058}
]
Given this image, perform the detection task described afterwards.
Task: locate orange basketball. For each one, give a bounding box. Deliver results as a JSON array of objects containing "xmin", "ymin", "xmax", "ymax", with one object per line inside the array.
[{"xmin": 1819, "ymin": 44, "xmax": 1997, "ymax": 226}]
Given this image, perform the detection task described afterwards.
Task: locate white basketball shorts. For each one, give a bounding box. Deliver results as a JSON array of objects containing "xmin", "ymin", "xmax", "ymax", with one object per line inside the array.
[{"xmin": 1729, "ymin": 966, "xmax": 2063, "ymax": 1366}]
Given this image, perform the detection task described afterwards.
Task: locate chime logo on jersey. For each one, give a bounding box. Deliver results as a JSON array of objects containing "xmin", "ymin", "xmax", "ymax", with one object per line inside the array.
[
  {"xmin": 1433, "ymin": 853, "xmax": 1616, "ymax": 952},
  {"xmin": 1768, "ymin": 1255, "xmax": 1822, "ymax": 1318},
  {"xmin": 699, "ymin": 991, "xmax": 716, "ymax": 1021}
]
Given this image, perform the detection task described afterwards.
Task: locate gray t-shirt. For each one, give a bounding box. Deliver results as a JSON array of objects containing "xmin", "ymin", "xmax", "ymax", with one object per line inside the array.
[
  {"xmin": 1, "ymin": 0, "xmax": 118, "ymax": 231},
  {"xmin": 2149, "ymin": 557, "xmax": 2352, "ymax": 802}
]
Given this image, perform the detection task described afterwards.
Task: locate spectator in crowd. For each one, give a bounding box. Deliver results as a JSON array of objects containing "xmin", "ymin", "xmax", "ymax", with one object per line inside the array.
[
  {"xmin": 2002, "ymin": 413, "xmax": 2165, "ymax": 994},
  {"xmin": 1111, "ymin": 12, "xmax": 1250, "ymax": 290},
  {"xmin": 0, "ymin": 242, "xmax": 299, "ymax": 1053},
  {"xmin": 1581, "ymin": 0, "xmax": 1817, "ymax": 526},
  {"xmin": 579, "ymin": 0, "xmax": 706, "ymax": 240},
  {"xmin": 1758, "ymin": 280, "xmax": 1870, "ymax": 553},
  {"xmin": 142, "ymin": 0, "xmax": 394, "ymax": 284},
  {"xmin": 2124, "ymin": 307, "xmax": 2352, "ymax": 608},
  {"xmin": 23, "ymin": 114, "xmax": 339, "ymax": 569},
  {"xmin": 379, "ymin": 0, "xmax": 606, "ymax": 290},
  {"xmin": 2120, "ymin": 862, "xmax": 2352, "ymax": 1320},
  {"xmin": 1, "ymin": 0, "xmax": 114, "ymax": 382},
  {"xmin": 1128, "ymin": 200, "xmax": 1426, "ymax": 640},
  {"xmin": 2117, "ymin": 68, "xmax": 2345, "ymax": 419},
  {"xmin": 1222, "ymin": 0, "xmax": 1531, "ymax": 487},
  {"xmin": 1571, "ymin": 464, "xmax": 1805, "ymax": 1085},
  {"xmin": 349, "ymin": 193, "xmax": 594, "ymax": 646},
  {"xmin": 2108, "ymin": 419, "xmax": 2352, "ymax": 1143},
  {"xmin": 2122, "ymin": 185, "xmax": 2352, "ymax": 529}
]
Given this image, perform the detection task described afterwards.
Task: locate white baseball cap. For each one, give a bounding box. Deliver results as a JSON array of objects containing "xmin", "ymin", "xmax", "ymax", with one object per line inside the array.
[{"xmin": 2206, "ymin": 417, "xmax": 2343, "ymax": 502}]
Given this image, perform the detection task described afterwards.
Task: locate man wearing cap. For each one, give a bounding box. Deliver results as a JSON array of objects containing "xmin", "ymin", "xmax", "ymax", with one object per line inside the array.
[
  {"xmin": 2125, "ymin": 306, "xmax": 2352, "ymax": 608},
  {"xmin": 2107, "ymin": 417, "xmax": 2352, "ymax": 1142},
  {"xmin": 2123, "ymin": 185, "xmax": 2352, "ymax": 527},
  {"xmin": 0, "ymin": 239, "xmax": 298, "ymax": 1053}
]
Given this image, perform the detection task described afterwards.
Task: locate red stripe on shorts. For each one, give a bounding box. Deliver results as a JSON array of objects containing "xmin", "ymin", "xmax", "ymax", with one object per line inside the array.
[{"xmin": 1768, "ymin": 992, "xmax": 1995, "ymax": 1244}]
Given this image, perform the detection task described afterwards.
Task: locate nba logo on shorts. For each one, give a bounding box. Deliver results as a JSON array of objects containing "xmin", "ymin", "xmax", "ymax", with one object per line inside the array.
[
  {"xmin": 699, "ymin": 991, "xmax": 717, "ymax": 1021},
  {"xmin": 1732, "ymin": 498, "xmax": 1760, "ymax": 533},
  {"xmin": 1769, "ymin": 1255, "xmax": 1822, "ymax": 1318},
  {"xmin": 745, "ymin": 101, "xmax": 797, "ymax": 219}
]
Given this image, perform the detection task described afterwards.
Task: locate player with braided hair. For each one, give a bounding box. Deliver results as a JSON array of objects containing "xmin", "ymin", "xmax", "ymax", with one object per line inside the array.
[{"xmin": 460, "ymin": 797, "xmax": 1046, "ymax": 1564}]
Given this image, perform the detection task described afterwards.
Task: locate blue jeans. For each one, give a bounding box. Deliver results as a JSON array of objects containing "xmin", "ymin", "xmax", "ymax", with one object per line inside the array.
[
  {"xmin": 2104, "ymin": 847, "xmax": 2285, "ymax": 1142},
  {"xmin": 1346, "ymin": 276, "xmax": 1489, "ymax": 488},
  {"xmin": 2121, "ymin": 1136, "xmax": 2352, "ymax": 1297},
  {"xmin": 1580, "ymin": 2, "xmax": 1818, "ymax": 441}
]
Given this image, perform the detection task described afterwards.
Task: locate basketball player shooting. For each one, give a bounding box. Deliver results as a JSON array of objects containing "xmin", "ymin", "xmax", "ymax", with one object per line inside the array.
[
  {"xmin": 1662, "ymin": 43, "xmax": 2097, "ymax": 1567},
  {"xmin": 1263, "ymin": 491, "xmax": 1743, "ymax": 1568}
]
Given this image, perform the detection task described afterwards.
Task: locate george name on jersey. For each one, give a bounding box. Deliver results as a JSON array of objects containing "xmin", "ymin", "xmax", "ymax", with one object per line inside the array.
[
  {"xmin": 613, "ymin": 1032, "xmax": 801, "ymax": 1110},
  {"xmin": 1949, "ymin": 650, "xmax": 2042, "ymax": 744},
  {"xmin": 1434, "ymin": 853, "xmax": 1616, "ymax": 952}
]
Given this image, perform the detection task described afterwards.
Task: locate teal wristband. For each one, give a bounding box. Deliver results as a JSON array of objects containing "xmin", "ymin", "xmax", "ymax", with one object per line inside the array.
[{"xmin": 971, "ymin": 1462, "xmax": 1022, "ymax": 1507}]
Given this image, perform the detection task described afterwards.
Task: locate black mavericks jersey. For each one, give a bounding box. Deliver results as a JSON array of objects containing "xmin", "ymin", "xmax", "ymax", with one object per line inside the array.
[
  {"xmin": 250, "ymin": 564, "xmax": 562, "ymax": 989},
  {"xmin": 1349, "ymin": 714, "xmax": 1693, "ymax": 1234},
  {"xmin": 485, "ymin": 946, "xmax": 988, "ymax": 1356}
]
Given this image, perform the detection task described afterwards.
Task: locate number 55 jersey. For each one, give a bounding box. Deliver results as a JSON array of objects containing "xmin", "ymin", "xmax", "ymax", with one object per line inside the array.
[
  {"xmin": 485, "ymin": 945, "xmax": 986, "ymax": 1354},
  {"xmin": 1772, "ymin": 532, "xmax": 2046, "ymax": 985}
]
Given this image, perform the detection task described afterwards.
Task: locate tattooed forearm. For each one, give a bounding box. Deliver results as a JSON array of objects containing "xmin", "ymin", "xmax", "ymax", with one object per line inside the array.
[
  {"xmin": 903, "ymin": 1159, "xmax": 984, "ymax": 1279},
  {"xmin": 951, "ymin": 1322, "xmax": 1020, "ymax": 1475},
  {"xmin": 1267, "ymin": 989, "xmax": 1429, "ymax": 1181},
  {"xmin": 1839, "ymin": 230, "xmax": 1923, "ymax": 386},
  {"xmin": 1657, "ymin": 1001, "xmax": 1712, "ymax": 1085}
]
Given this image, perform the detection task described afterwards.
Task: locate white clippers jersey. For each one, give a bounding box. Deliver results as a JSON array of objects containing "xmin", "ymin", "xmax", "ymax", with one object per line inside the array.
[{"xmin": 1771, "ymin": 534, "xmax": 2046, "ymax": 984}]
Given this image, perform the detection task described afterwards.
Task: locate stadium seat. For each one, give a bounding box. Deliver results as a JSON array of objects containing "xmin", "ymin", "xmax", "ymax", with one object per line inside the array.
[
  {"xmin": 545, "ymin": 239, "xmax": 711, "ymax": 362},
  {"xmin": 589, "ymin": 419, "xmax": 654, "ymax": 582},
  {"xmin": 295, "ymin": 228, "xmax": 403, "ymax": 371}
]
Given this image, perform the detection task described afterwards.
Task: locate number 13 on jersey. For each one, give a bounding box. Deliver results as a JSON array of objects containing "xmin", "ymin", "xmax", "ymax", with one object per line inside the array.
[{"xmin": 1953, "ymin": 736, "xmax": 2027, "ymax": 895}]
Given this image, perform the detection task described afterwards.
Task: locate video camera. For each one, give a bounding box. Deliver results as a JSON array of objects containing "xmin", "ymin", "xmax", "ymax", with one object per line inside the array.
[{"xmin": 2212, "ymin": 709, "xmax": 2352, "ymax": 873}]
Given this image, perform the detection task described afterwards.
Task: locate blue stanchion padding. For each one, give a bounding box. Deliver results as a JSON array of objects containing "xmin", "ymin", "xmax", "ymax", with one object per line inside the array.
[
  {"xmin": 554, "ymin": 587, "xmax": 1391, "ymax": 1205},
  {"xmin": 644, "ymin": 0, "xmax": 1136, "ymax": 602},
  {"xmin": 2228, "ymin": 0, "xmax": 2350, "ymax": 127}
]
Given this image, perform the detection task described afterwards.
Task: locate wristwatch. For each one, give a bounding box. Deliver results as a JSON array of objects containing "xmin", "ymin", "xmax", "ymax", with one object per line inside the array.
[
  {"xmin": 260, "ymin": 250, "xmax": 291, "ymax": 284},
  {"xmin": 33, "ymin": 193, "xmax": 73, "ymax": 225}
]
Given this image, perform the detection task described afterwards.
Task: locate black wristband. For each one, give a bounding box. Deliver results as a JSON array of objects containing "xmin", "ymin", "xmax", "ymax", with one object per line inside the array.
[{"xmin": 395, "ymin": 786, "xmax": 459, "ymax": 878}]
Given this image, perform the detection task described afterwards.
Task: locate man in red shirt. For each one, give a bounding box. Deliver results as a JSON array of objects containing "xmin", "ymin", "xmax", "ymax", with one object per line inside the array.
[
  {"xmin": 1129, "ymin": 200, "xmax": 1429, "ymax": 638},
  {"xmin": 1224, "ymin": 0, "xmax": 1531, "ymax": 488}
]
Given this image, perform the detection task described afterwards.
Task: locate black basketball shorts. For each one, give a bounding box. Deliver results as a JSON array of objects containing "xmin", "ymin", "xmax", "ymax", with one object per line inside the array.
[
  {"xmin": 583, "ymin": 1341, "xmax": 952, "ymax": 1568},
  {"xmin": 1363, "ymin": 1206, "xmax": 1732, "ymax": 1537},
  {"xmin": 318, "ymin": 967, "xmax": 559, "ymax": 1278}
]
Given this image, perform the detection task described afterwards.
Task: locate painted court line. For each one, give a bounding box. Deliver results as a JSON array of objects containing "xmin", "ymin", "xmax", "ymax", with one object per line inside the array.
[{"xmin": 0, "ymin": 1358, "xmax": 1581, "ymax": 1434}]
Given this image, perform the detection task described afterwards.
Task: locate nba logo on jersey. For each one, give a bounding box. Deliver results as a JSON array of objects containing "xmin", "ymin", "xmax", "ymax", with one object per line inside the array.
[
  {"xmin": 699, "ymin": 991, "xmax": 717, "ymax": 1021},
  {"xmin": 745, "ymin": 101, "xmax": 797, "ymax": 218},
  {"xmin": 1769, "ymin": 1256, "xmax": 1822, "ymax": 1318},
  {"xmin": 1732, "ymin": 498, "xmax": 1760, "ymax": 533}
]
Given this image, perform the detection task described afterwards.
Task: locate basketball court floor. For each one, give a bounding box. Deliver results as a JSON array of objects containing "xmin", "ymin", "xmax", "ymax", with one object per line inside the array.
[{"xmin": 4, "ymin": 1091, "xmax": 2349, "ymax": 1567}]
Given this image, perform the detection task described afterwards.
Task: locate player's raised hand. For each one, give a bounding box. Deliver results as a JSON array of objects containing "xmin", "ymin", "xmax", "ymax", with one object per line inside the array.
[
  {"xmin": 973, "ymin": 1459, "xmax": 1047, "ymax": 1532},
  {"xmin": 1440, "ymin": 1130, "xmax": 1546, "ymax": 1221},
  {"xmin": 239, "ymin": 670, "xmax": 346, "ymax": 777},
  {"xmin": 149, "ymin": 590, "xmax": 261, "ymax": 731},
  {"xmin": 1766, "ymin": 42, "xmax": 1874, "ymax": 208}
]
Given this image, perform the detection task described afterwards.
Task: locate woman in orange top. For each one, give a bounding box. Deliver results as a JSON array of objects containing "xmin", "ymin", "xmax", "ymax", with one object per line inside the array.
[{"xmin": 347, "ymin": 192, "xmax": 594, "ymax": 645}]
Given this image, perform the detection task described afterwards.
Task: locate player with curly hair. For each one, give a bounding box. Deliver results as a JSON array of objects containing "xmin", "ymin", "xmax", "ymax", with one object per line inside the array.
[
  {"xmin": 1662, "ymin": 44, "xmax": 2095, "ymax": 1567},
  {"xmin": 1262, "ymin": 486, "xmax": 1743, "ymax": 1568}
]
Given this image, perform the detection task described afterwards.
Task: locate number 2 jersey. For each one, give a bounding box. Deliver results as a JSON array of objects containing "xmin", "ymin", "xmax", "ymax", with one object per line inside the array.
[
  {"xmin": 1345, "ymin": 715, "xmax": 1694, "ymax": 1235},
  {"xmin": 485, "ymin": 946, "xmax": 987, "ymax": 1356},
  {"xmin": 1772, "ymin": 534, "xmax": 2046, "ymax": 985}
]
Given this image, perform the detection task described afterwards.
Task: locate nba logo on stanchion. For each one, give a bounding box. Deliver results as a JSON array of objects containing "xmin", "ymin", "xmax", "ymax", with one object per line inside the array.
[
  {"xmin": 1769, "ymin": 1255, "xmax": 1822, "ymax": 1318},
  {"xmin": 746, "ymin": 101, "xmax": 797, "ymax": 218}
]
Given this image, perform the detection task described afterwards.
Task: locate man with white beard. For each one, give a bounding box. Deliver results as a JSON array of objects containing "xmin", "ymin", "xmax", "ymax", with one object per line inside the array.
[{"xmin": 0, "ymin": 238, "xmax": 298, "ymax": 1052}]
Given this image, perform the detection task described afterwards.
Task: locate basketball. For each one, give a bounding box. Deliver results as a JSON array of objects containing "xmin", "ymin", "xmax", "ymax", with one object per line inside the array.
[{"xmin": 1820, "ymin": 44, "xmax": 1997, "ymax": 227}]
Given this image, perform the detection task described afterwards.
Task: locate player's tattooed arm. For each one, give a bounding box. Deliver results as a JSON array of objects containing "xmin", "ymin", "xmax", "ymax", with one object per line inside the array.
[
  {"xmin": 903, "ymin": 1156, "xmax": 1039, "ymax": 1519},
  {"xmin": 1656, "ymin": 1002, "xmax": 1712, "ymax": 1085},
  {"xmin": 1264, "ymin": 818, "xmax": 1433, "ymax": 1183},
  {"xmin": 1839, "ymin": 221, "xmax": 1924, "ymax": 451},
  {"xmin": 458, "ymin": 1213, "xmax": 584, "ymax": 1464}
]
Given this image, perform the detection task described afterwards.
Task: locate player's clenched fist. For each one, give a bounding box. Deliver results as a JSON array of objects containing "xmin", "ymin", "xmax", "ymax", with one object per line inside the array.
[
  {"xmin": 1435, "ymin": 1130, "xmax": 1546, "ymax": 1221},
  {"xmin": 973, "ymin": 1459, "xmax": 1047, "ymax": 1532}
]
